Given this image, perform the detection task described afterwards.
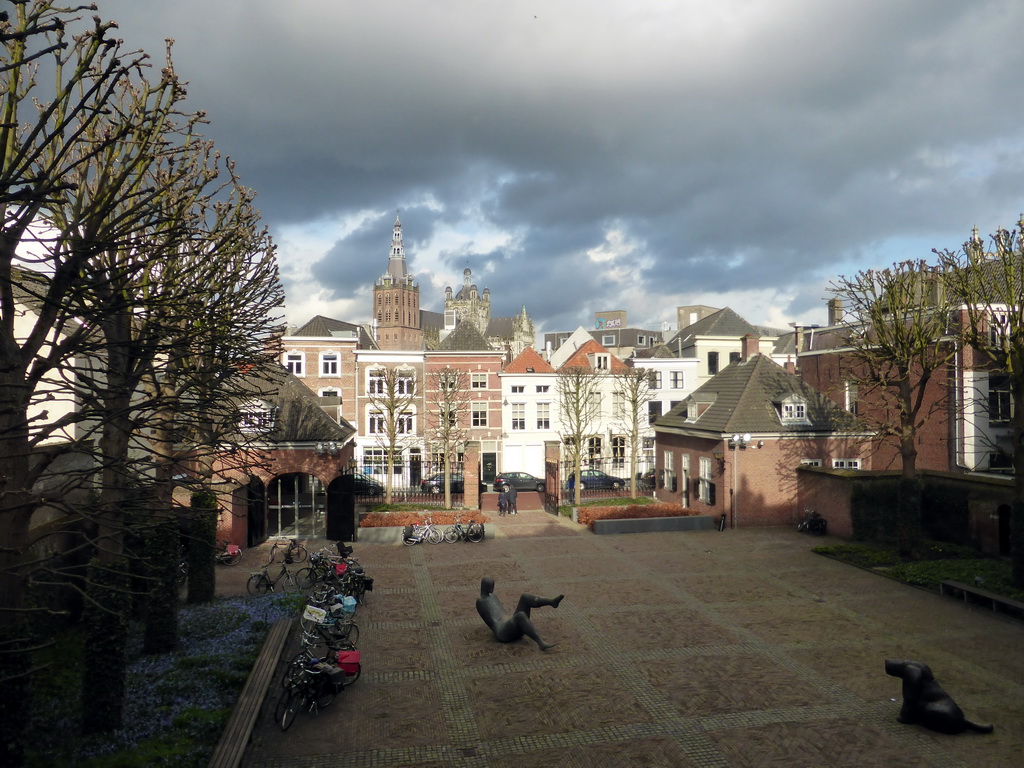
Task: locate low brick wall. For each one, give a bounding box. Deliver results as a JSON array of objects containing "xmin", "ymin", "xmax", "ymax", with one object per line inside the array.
[{"xmin": 592, "ymin": 515, "xmax": 716, "ymax": 535}]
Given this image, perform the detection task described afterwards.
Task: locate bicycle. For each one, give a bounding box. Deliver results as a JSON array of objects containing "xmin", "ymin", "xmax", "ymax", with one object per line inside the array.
[
  {"xmin": 268, "ymin": 537, "xmax": 307, "ymax": 564},
  {"xmin": 402, "ymin": 514, "xmax": 443, "ymax": 545},
  {"xmin": 273, "ymin": 656, "xmax": 345, "ymax": 730},
  {"xmin": 797, "ymin": 509, "xmax": 828, "ymax": 536},
  {"xmin": 443, "ymin": 513, "xmax": 485, "ymax": 543},
  {"xmin": 215, "ymin": 539, "xmax": 242, "ymax": 566},
  {"xmin": 246, "ymin": 562, "xmax": 302, "ymax": 594}
]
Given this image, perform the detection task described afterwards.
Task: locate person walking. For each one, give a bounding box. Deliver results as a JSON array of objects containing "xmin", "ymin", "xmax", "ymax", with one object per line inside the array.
[
  {"xmin": 506, "ymin": 484, "xmax": 518, "ymax": 515},
  {"xmin": 497, "ymin": 488, "xmax": 509, "ymax": 516}
]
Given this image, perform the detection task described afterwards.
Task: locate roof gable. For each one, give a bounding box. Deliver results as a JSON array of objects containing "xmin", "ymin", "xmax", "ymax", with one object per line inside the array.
[
  {"xmin": 505, "ymin": 346, "xmax": 555, "ymax": 374},
  {"xmin": 437, "ymin": 320, "xmax": 492, "ymax": 351},
  {"xmin": 557, "ymin": 339, "xmax": 629, "ymax": 372}
]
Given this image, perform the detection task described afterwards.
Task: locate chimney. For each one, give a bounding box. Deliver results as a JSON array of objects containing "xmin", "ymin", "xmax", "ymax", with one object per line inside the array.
[
  {"xmin": 827, "ymin": 298, "xmax": 843, "ymax": 326},
  {"xmin": 741, "ymin": 333, "xmax": 760, "ymax": 361}
]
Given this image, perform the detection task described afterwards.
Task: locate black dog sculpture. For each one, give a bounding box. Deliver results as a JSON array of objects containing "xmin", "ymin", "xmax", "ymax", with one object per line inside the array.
[
  {"xmin": 475, "ymin": 577, "xmax": 563, "ymax": 651},
  {"xmin": 885, "ymin": 659, "xmax": 993, "ymax": 735}
]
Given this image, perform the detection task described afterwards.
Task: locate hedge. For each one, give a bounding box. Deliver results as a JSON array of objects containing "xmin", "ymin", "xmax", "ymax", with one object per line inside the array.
[
  {"xmin": 576, "ymin": 503, "xmax": 696, "ymax": 530},
  {"xmin": 360, "ymin": 510, "xmax": 487, "ymax": 528}
]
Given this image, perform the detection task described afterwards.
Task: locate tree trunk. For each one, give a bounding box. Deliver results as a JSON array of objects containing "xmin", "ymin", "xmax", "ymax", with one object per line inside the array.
[{"xmin": 81, "ymin": 558, "xmax": 132, "ymax": 734}]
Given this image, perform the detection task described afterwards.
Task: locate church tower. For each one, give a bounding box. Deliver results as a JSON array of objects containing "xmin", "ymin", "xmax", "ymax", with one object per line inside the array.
[{"xmin": 372, "ymin": 214, "xmax": 422, "ymax": 350}]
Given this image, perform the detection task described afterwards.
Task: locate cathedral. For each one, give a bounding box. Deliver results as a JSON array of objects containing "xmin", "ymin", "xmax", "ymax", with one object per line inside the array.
[{"xmin": 371, "ymin": 215, "xmax": 535, "ymax": 355}]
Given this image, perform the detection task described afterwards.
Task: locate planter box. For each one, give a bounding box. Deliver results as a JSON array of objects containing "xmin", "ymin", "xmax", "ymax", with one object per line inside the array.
[{"xmin": 592, "ymin": 515, "xmax": 715, "ymax": 535}]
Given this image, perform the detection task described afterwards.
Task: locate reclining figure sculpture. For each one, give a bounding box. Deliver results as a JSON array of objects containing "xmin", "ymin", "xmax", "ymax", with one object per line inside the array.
[{"xmin": 475, "ymin": 576, "xmax": 563, "ymax": 651}]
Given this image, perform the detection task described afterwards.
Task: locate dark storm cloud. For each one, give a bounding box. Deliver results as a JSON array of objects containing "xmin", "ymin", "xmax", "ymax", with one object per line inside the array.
[{"xmin": 93, "ymin": 1, "xmax": 1024, "ymax": 330}]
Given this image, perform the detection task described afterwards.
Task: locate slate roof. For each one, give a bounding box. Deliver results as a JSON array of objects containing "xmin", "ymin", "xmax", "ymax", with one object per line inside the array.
[
  {"xmin": 632, "ymin": 344, "xmax": 676, "ymax": 359},
  {"xmin": 504, "ymin": 346, "xmax": 556, "ymax": 374},
  {"xmin": 437, "ymin": 320, "xmax": 493, "ymax": 351},
  {"xmin": 655, "ymin": 354, "xmax": 856, "ymax": 436},
  {"xmin": 291, "ymin": 315, "xmax": 376, "ymax": 348},
  {"xmin": 420, "ymin": 310, "xmax": 445, "ymax": 334},
  {"xmin": 667, "ymin": 307, "xmax": 790, "ymax": 349},
  {"xmin": 261, "ymin": 367, "xmax": 356, "ymax": 443},
  {"xmin": 484, "ymin": 316, "xmax": 517, "ymax": 338}
]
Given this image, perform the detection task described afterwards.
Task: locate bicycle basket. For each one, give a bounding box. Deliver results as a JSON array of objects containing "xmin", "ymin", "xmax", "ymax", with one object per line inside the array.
[{"xmin": 336, "ymin": 650, "xmax": 361, "ymax": 674}]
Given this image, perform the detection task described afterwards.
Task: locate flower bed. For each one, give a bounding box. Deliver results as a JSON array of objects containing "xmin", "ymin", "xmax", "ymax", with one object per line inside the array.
[
  {"xmin": 576, "ymin": 502, "xmax": 696, "ymax": 530},
  {"xmin": 360, "ymin": 510, "xmax": 487, "ymax": 528}
]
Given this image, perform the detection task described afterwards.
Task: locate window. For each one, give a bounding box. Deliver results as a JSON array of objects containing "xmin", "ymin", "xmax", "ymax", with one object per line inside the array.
[
  {"xmin": 536, "ymin": 385, "xmax": 549, "ymax": 393},
  {"xmin": 637, "ymin": 335, "xmax": 646, "ymax": 346},
  {"xmin": 832, "ymin": 458, "xmax": 861, "ymax": 469},
  {"xmin": 397, "ymin": 411, "xmax": 413, "ymax": 434},
  {"xmin": 612, "ymin": 391, "xmax": 625, "ymax": 415},
  {"xmin": 368, "ymin": 412, "xmax": 385, "ymax": 434},
  {"xmin": 989, "ymin": 311, "xmax": 1009, "ymax": 347},
  {"xmin": 511, "ymin": 385, "xmax": 525, "ymax": 393},
  {"xmin": 707, "ymin": 351, "xmax": 719, "ymax": 376},
  {"xmin": 587, "ymin": 436, "xmax": 602, "ymax": 460},
  {"xmin": 471, "ymin": 372, "xmax": 488, "ymax": 389},
  {"xmin": 472, "ymin": 402, "xmax": 488, "ymax": 427},
  {"xmin": 320, "ymin": 352, "xmax": 339, "ymax": 376},
  {"xmin": 319, "ymin": 389, "xmax": 339, "ymax": 399},
  {"xmin": 648, "ymin": 401, "xmax": 663, "ymax": 424},
  {"xmin": 663, "ymin": 450, "xmax": 677, "ymax": 492},
  {"xmin": 396, "ymin": 374, "xmax": 415, "ymax": 395},
  {"xmin": 729, "ymin": 351, "xmax": 741, "ymax": 364},
  {"xmin": 536, "ymin": 402, "xmax": 550, "ymax": 430},
  {"xmin": 602, "ymin": 334, "xmax": 615, "ymax": 346},
  {"xmin": 800, "ymin": 459, "xmax": 822, "ymax": 467},
  {"xmin": 780, "ymin": 397, "xmax": 807, "ymax": 422},
  {"xmin": 443, "ymin": 407, "xmax": 457, "ymax": 427},
  {"xmin": 648, "ymin": 370, "xmax": 662, "ymax": 389},
  {"xmin": 284, "ymin": 351, "xmax": 304, "ymax": 376},
  {"xmin": 240, "ymin": 401, "xmax": 276, "ymax": 433},
  {"xmin": 670, "ymin": 371, "xmax": 685, "ymax": 389},
  {"xmin": 438, "ymin": 371, "xmax": 458, "ymax": 391},
  {"xmin": 368, "ymin": 369, "xmax": 385, "ymax": 395},
  {"xmin": 511, "ymin": 403, "xmax": 525, "ymax": 430},
  {"xmin": 611, "ymin": 436, "xmax": 626, "ymax": 468},
  {"xmin": 698, "ymin": 456, "xmax": 715, "ymax": 505},
  {"xmin": 589, "ymin": 391, "xmax": 602, "ymax": 420},
  {"xmin": 594, "ymin": 354, "xmax": 610, "ymax": 370},
  {"xmin": 990, "ymin": 375, "xmax": 1012, "ymax": 424},
  {"xmin": 844, "ymin": 381, "xmax": 859, "ymax": 415}
]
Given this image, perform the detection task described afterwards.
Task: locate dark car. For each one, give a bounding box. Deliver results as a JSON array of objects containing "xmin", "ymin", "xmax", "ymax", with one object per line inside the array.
[
  {"xmin": 352, "ymin": 472, "xmax": 384, "ymax": 496},
  {"xmin": 494, "ymin": 471, "xmax": 545, "ymax": 493},
  {"xmin": 420, "ymin": 473, "xmax": 464, "ymax": 494},
  {"xmin": 638, "ymin": 469, "xmax": 656, "ymax": 491},
  {"xmin": 569, "ymin": 469, "xmax": 627, "ymax": 490}
]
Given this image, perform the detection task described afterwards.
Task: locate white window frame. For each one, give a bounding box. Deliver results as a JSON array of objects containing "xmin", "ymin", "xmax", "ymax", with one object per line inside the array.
[
  {"xmin": 536, "ymin": 385, "xmax": 549, "ymax": 393},
  {"xmin": 670, "ymin": 371, "xmax": 685, "ymax": 389},
  {"xmin": 511, "ymin": 385, "xmax": 525, "ymax": 393},
  {"xmin": 320, "ymin": 351, "xmax": 340, "ymax": 377},
  {"xmin": 536, "ymin": 401, "xmax": 550, "ymax": 430},
  {"xmin": 799, "ymin": 459, "xmax": 822, "ymax": 467},
  {"xmin": 602, "ymin": 334, "xmax": 615, "ymax": 346},
  {"xmin": 832, "ymin": 458, "xmax": 861, "ymax": 469},
  {"xmin": 284, "ymin": 351, "xmax": 305, "ymax": 377},
  {"xmin": 510, "ymin": 402, "xmax": 526, "ymax": 430},
  {"xmin": 471, "ymin": 372, "xmax": 488, "ymax": 389},
  {"xmin": 471, "ymin": 401, "xmax": 488, "ymax": 427}
]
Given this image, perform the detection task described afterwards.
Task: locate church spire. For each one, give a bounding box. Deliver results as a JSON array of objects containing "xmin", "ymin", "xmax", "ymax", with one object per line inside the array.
[{"xmin": 387, "ymin": 211, "xmax": 407, "ymax": 279}]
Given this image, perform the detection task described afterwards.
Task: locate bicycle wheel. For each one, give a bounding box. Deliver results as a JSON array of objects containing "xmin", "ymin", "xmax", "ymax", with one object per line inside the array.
[
  {"xmin": 339, "ymin": 622, "xmax": 359, "ymax": 647},
  {"xmin": 314, "ymin": 677, "xmax": 337, "ymax": 709},
  {"xmin": 282, "ymin": 572, "xmax": 301, "ymax": 593},
  {"xmin": 275, "ymin": 689, "xmax": 301, "ymax": 731},
  {"xmin": 467, "ymin": 524, "xmax": 484, "ymax": 543},
  {"xmin": 426, "ymin": 526, "xmax": 444, "ymax": 544},
  {"xmin": 291, "ymin": 545, "xmax": 308, "ymax": 563},
  {"xmin": 295, "ymin": 567, "xmax": 314, "ymax": 590},
  {"xmin": 343, "ymin": 662, "xmax": 361, "ymax": 686},
  {"xmin": 223, "ymin": 552, "xmax": 242, "ymax": 566},
  {"xmin": 443, "ymin": 526, "xmax": 459, "ymax": 543},
  {"xmin": 247, "ymin": 574, "xmax": 269, "ymax": 595}
]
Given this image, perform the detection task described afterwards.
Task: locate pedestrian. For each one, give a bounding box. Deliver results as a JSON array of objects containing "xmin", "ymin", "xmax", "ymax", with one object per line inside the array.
[
  {"xmin": 506, "ymin": 484, "xmax": 518, "ymax": 515},
  {"xmin": 497, "ymin": 488, "xmax": 509, "ymax": 516}
]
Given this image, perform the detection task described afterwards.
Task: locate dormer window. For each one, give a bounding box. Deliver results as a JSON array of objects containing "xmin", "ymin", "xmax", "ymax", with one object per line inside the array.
[
  {"xmin": 779, "ymin": 395, "xmax": 809, "ymax": 423},
  {"xmin": 240, "ymin": 400, "xmax": 276, "ymax": 434},
  {"xmin": 589, "ymin": 353, "xmax": 610, "ymax": 370}
]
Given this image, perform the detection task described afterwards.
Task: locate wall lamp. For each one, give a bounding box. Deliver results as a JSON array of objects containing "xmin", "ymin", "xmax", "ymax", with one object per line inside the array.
[
  {"xmin": 730, "ymin": 433, "xmax": 752, "ymax": 449},
  {"xmin": 315, "ymin": 441, "xmax": 340, "ymax": 456}
]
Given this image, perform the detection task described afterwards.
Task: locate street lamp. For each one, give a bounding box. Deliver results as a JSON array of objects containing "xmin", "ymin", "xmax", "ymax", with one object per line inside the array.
[{"xmin": 729, "ymin": 433, "xmax": 751, "ymax": 528}]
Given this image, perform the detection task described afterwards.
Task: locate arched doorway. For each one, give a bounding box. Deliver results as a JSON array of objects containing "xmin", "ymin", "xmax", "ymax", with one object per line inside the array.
[
  {"xmin": 997, "ymin": 504, "xmax": 1012, "ymax": 556},
  {"xmin": 267, "ymin": 473, "xmax": 328, "ymax": 539},
  {"xmin": 246, "ymin": 477, "xmax": 267, "ymax": 547}
]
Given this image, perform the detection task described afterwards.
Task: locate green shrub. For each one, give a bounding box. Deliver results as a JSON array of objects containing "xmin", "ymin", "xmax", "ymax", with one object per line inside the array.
[{"xmin": 813, "ymin": 543, "xmax": 902, "ymax": 568}]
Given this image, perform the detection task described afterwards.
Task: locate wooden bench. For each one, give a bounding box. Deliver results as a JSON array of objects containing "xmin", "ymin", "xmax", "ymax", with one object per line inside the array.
[
  {"xmin": 939, "ymin": 580, "xmax": 1024, "ymax": 620},
  {"xmin": 208, "ymin": 617, "xmax": 293, "ymax": 768}
]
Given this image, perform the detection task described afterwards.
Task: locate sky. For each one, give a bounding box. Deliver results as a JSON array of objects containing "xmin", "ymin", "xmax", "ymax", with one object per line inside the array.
[{"xmin": 90, "ymin": 0, "xmax": 1024, "ymax": 338}]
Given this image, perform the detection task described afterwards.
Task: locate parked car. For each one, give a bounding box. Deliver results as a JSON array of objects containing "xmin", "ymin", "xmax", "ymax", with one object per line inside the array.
[
  {"xmin": 420, "ymin": 473, "xmax": 464, "ymax": 494},
  {"xmin": 352, "ymin": 472, "xmax": 384, "ymax": 496},
  {"xmin": 494, "ymin": 471, "xmax": 545, "ymax": 493},
  {"xmin": 568, "ymin": 469, "xmax": 627, "ymax": 490},
  {"xmin": 638, "ymin": 469, "xmax": 656, "ymax": 490}
]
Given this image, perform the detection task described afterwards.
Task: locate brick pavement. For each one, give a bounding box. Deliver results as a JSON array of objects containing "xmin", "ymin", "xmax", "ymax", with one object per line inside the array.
[{"xmin": 236, "ymin": 510, "xmax": 1023, "ymax": 768}]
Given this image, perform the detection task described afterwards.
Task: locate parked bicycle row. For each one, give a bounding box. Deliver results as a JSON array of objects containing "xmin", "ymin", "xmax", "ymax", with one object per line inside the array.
[
  {"xmin": 273, "ymin": 541, "xmax": 369, "ymax": 731},
  {"xmin": 402, "ymin": 511, "xmax": 485, "ymax": 545}
]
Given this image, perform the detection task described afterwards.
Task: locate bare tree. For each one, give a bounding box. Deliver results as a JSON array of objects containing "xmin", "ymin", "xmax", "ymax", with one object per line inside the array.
[
  {"xmin": 828, "ymin": 259, "xmax": 958, "ymax": 556},
  {"xmin": 614, "ymin": 366, "xmax": 655, "ymax": 497},
  {"xmin": 425, "ymin": 367, "xmax": 469, "ymax": 509},
  {"xmin": 938, "ymin": 222, "xmax": 1024, "ymax": 587},
  {"xmin": 365, "ymin": 366, "xmax": 418, "ymax": 504},
  {"xmin": 556, "ymin": 365, "xmax": 601, "ymax": 506}
]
